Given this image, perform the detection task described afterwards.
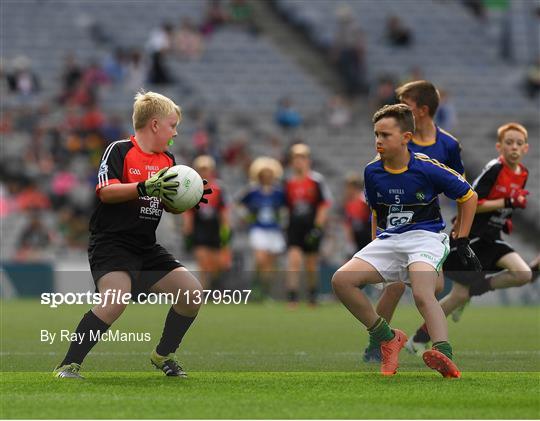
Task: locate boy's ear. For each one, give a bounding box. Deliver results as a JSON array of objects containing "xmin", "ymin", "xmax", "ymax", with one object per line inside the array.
[
  {"xmin": 523, "ymin": 143, "xmax": 529, "ymax": 155},
  {"xmin": 151, "ymin": 118, "xmax": 159, "ymax": 133},
  {"xmin": 495, "ymin": 141, "xmax": 502, "ymax": 154},
  {"xmin": 420, "ymin": 105, "xmax": 431, "ymax": 118},
  {"xmin": 403, "ymin": 131, "xmax": 413, "ymax": 143}
]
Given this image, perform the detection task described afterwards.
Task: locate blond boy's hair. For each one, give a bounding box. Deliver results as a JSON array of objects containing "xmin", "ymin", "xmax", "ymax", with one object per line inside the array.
[
  {"xmin": 249, "ymin": 157, "xmax": 283, "ymax": 182},
  {"xmin": 193, "ymin": 155, "xmax": 216, "ymax": 171},
  {"xmin": 132, "ymin": 90, "xmax": 182, "ymax": 131},
  {"xmin": 497, "ymin": 122, "xmax": 528, "ymax": 143}
]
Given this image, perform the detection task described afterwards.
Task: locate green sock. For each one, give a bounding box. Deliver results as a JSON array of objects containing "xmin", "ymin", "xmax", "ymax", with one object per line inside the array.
[
  {"xmin": 368, "ymin": 317, "xmax": 394, "ymax": 344},
  {"xmin": 433, "ymin": 341, "xmax": 453, "ymax": 360}
]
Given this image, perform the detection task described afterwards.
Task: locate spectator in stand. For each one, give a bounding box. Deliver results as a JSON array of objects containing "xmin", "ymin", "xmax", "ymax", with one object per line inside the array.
[
  {"xmin": 386, "ymin": 15, "xmax": 413, "ymax": 47},
  {"xmin": 60, "ymin": 53, "xmax": 82, "ymax": 104},
  {"xmin": 332, "ymin": 5, "xmax": 367, "ymax": 97},
  {"xmin": 201, "ymin": 0, "xmax": 229, "ymax": 36},
  {"xmin": 372, "ymin": 75, "xmax": 398, "ymax": 109},
  {"xmin": 15, "ymin": 179, "xmax": 51, "ymax": 212},
  {"xmin": 399, "ymin": 66, "xmax": 424, "ymax": 86},
  {"xmin": 6, "ymin": 55, "xmax": 40, "ymax": 96},
  {"xmin": 147, "ymin": 22, "xmax": 175, "ymax": 84},
  {"xmin": 327, "ymin": 94, "xmax": 352, "ymax": 130},
  {"xmin": 15, "ymin": 212, "xmax": 54, "ymax": 261},
  {"xmin": 174, "ymin": 18, "xmax": 205, "ymax": 60},
  {"xmin": 124, "ymin": 50, "xmax": 146, "ymax": 92},
  {"xmin": 229, "ymin": 0, "xmax": 258, "ymax": 35},
  {"xmin": 275, "ymin": 97, "xmax": 303, "ymax": 130},
  {"xmin": 80, "ymin": 99, "xmax": 106, "ymax": 133},
  {"xmin": 147, "ymin": 22, "xmax": 174, "ymax": 54},
  {"xmin": 435, "ymin": 89, "xmax": 458, "ymax": 132},
  {"xmin": 524, "ymin": 56, "xmax": 540, "ymax": 99},
  {"xmin": 102, "ymin": 48, "xmax": 127, "ymax": 84}
]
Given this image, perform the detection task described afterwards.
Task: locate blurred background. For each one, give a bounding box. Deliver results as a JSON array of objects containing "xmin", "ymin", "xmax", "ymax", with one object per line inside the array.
[{"xmin": 1, "ymin": 0, "xmax": 539, "ymax": 304}]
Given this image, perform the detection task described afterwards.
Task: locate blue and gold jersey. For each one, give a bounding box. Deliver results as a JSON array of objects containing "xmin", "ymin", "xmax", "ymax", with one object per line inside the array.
[
  {"xmin": 408, "ymin": 126, "xmax": 464, "ymax": 174},
  {"xmin": 364, "ymin": 151, "xmax": 473, "ymax": 238}
]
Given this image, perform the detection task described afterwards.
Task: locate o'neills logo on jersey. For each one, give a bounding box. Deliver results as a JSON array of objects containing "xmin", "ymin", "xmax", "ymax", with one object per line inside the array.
[
  {"xmin": 129, "ymin": 168, "xmax": 141, "ymax": 175},
  {"xmin": 145, "ymin": 165, "xmax": 160, "ymax": 171},
  {"xmin": 139, "ymin": 196, "xmax": 163, "ymax": 218}
]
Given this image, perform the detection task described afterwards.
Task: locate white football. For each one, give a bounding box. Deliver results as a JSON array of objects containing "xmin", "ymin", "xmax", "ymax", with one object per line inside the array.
[{"xmin": 164, "ymin": 165, "xmax": 204, "ymax": 212}]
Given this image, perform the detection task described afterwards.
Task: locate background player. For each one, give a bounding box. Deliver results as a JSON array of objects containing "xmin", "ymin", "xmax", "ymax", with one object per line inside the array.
[
  {"xmin": 182, "ymin": 155, "xmax": 231, "ymax": 290},
  {"xmin": 332, "ymin": 104, "xmax": 480, "ymax": 378},
  {"xmin": 284, "ymin": 144, "xmax": 332, "ymax": 307},
  {"xmin": 363, "ymin": 80, "xmax": 467, "ymax": 362},
  {"xmin": 342, "ymin": 172, "xmax": 371, "ymax": 254},
  {"xmin": 54, "ymin": 91, "xmax": 211, "ymax": 378},
  {"xmin": 407, "ymin": 122, "xmax": 533, "ymax": 353},
  {"xmin": 236, "ymin": 157, "xmax": 286, "ymax": 300}
]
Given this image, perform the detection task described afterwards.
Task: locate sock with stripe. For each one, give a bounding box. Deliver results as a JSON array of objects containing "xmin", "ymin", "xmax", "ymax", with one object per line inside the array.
[
  {"xmin": 432, "ymin": 341, "xmax": 453, "ymax": 360},
  {"xmin": 368, "ymin": 317, "xmax": 395, "ymax": 343}
]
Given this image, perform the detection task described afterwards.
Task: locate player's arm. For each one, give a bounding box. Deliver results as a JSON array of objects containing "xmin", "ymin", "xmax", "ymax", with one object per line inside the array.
[
  {"xmin": 98, "ymin": 183, "xmax": 139, "ymax": 204},
  {"xmin": 436, "ymin": 163, "xmax": 482, "ymax": 270},
  {"xmin": 453, "ymin": 191, "xmax": 478, "ymax": 239}
]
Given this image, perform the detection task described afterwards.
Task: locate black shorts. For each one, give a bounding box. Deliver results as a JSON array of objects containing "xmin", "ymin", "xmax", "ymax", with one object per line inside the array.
[
  {"xmin": 88, "ymin": 239, "xmax": 183, "ymax": 301},
  {"xmin": 193, "ymin": 227, "xmax": 221, "ymax": 249},
  {"xmin": 287, "ymin": 223, "xmax": 321, "ymax": 253},
  {"xmin": 443, "ymin": 237, "xmax": 514, "ymax": 286}
]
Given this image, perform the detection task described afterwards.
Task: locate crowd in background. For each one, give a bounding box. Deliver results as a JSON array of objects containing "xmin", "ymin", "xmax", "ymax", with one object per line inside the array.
[{"xmin": 1, "ymin": 0, "xmax": 537, "ymax": 271}]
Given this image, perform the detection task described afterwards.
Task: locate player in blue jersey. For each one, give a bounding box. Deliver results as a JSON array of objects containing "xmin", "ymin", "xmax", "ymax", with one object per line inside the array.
[
  {"xmin": 236, "ymin": 157, "xmax": 286, "ymax": 299},
  {"xmin": 363, "ymin": 80, "xmax": 466, "ymax": 362},
  {"xmin": 332, "ymin": 104, "xmax": 481, "ymax": 378}
]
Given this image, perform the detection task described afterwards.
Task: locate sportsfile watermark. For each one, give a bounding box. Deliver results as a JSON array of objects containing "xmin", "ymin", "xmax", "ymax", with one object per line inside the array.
[{"xmin": 41, "ymin": 289, "xmax": 252, "ymax": 308}]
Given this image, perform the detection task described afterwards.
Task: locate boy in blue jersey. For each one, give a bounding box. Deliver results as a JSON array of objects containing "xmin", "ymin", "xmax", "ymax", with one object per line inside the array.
[
  {"xmin": 363, "ymin": 80, "xmax": 466, "ymax": 362},
  {"xmin": 332, "ymin": 104, "xmax": 481, "ymax": 378},
  {"xmin": 237, "ymin": 157, "xmax": 286, "ymax": 299}
]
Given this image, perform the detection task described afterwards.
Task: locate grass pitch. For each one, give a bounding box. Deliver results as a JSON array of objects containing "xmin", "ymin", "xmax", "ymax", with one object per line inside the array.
[{"xmin": 1, "ymin": 300, "xmax": 539, "ymax": 418}]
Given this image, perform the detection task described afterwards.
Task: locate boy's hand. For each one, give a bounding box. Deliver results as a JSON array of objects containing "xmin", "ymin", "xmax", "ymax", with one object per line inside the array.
[
  {"xmin": 305, "ymin": 226, "xmax": 323, "ymax": 248},
  {"xmin": 137, "ymin": 167, "xmax": 179, "ymax": 201},
  {"xmin": 455, "ymin": 237, "xmax": 482, "ymax": 271},
  {"xmin": 505, "ymin": 189, "xmax": 529, "ymax": 209},
  {"xmin": 194, "ymin": 179, "xmax": 213, "ymax": 209}
]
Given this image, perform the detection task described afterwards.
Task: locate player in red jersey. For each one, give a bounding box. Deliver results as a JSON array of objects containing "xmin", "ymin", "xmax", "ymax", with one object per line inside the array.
[
  {"xmin": 182, "ymin": 155, "xmax": 231, "ymax": 290},
  {"xmin": 284, "ymin": 144, "xmax": 332, "ymax": 306},
  {"xmin": 407, "ymin": 122, "xmax": 534, "ymax": 354},
  {"xmin": 54, "ymin": 91, "xmax": 211, "ymax": 378},
  {"xmin": 343, "ymin": 172, "xmax": 371, "ymax": 253}
]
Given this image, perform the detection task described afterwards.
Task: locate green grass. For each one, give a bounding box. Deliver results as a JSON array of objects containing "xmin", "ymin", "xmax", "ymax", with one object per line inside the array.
[{"xmin": 1, "ymin": 300, "xmax": 539, "ymax": 418}]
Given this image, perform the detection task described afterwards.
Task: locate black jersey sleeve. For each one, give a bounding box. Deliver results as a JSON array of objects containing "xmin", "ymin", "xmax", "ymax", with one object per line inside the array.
[
  {"xmin": 472, "ymin": 160, "xmax": 503, "ymax": 200},
  {"xmin": 96, "ymin": 141, "xmax": 127, "ymax": 191}
]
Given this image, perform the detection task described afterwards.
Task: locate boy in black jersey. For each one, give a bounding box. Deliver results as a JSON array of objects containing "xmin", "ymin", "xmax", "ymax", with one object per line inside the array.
[
  {"xmin": 407, "ymin": 122, "xmax": 534, "ymax": 353},
  {"xmin": 54, "ymin": 91, "xmax": 211, "ymax": 378}
]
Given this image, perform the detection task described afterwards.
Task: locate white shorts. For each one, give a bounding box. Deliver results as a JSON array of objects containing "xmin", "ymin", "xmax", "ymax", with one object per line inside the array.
[
  {"xmin": 353, "ymin": 230, "xmax": 450, "ymax": 285},
  {"xmin": 249, "ymin": 227, "xmax": 286, "ymax": 254}
]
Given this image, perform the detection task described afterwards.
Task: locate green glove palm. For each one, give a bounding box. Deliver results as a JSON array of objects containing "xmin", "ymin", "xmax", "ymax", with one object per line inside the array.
[{"xmin": 137, "ymin": 167, "xmax": 179, "ymax": 204}]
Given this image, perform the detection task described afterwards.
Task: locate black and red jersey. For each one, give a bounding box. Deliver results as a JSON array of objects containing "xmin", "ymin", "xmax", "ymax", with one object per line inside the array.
[
  {"xmin": 89, "ymin": 136, "xmax": 175, "ymax": 248},
  {"xmin": 185, "ymin": 178, "xmax": 228, "ymax": 247},
  {"xmin": 344, "ymin": 193, "xmax": 370, "ymax": 232},
  {"xmin": 470, "ymin": 156, "xmax": 528, "ymax": 240},
  {"xmin": 284, "ymin": 171, "xmax": 332, "ymax": 227}
]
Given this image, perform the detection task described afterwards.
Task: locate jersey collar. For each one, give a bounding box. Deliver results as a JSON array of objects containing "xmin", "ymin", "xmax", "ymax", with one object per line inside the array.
[
  {"xmin": 383, "ymin": 150, "xmax": 412, "ymax": 174},
  {"xmin": 130, "ymin": 135, "xmax": 156, "ymax": 157},
  {"xmin": 411, "ymin": 125, "xmax": 439, "ymax": 147}
]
